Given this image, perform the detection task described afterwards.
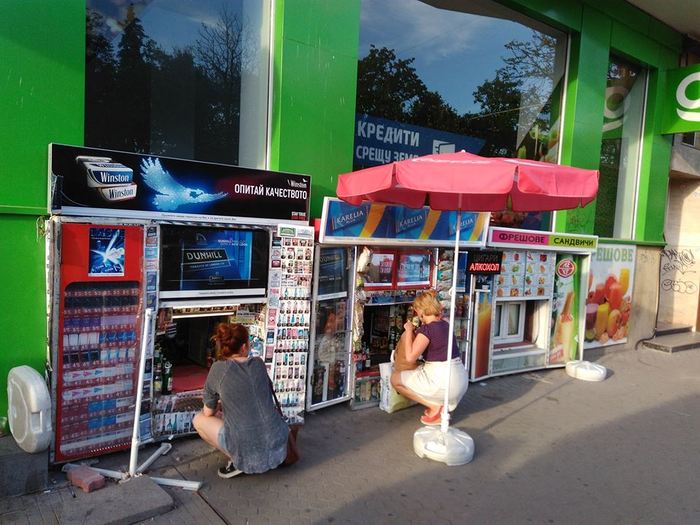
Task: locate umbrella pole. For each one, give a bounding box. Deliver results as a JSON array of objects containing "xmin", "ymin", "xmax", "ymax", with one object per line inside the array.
[
  {"xmin": 440, "ymin": 210, "xmax": 461, "ymax": 434},
  {"xmin": 412, "ymin": 208, "xmax": 475, "ymax": 466}
]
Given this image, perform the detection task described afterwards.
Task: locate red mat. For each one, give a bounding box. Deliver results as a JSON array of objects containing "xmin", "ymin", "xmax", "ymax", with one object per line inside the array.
[{"xmin": 172, "ymin": 364, "xmax": 209, "ymax": 393}]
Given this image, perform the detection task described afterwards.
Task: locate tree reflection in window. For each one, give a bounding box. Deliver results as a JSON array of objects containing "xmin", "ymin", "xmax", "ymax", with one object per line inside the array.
[
  {"xmin": 85, "ymin": 1, "xmax": 263, "ymax": 165},
  {"xmin": 355, "ymin": 1, "xmax": 567, "ymax": 229}
]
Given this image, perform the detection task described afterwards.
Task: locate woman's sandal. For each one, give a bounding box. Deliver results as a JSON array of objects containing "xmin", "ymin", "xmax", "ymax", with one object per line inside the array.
[{"xmin": 420, "ymin": 406, "xmax": 443, "ymax": 426}]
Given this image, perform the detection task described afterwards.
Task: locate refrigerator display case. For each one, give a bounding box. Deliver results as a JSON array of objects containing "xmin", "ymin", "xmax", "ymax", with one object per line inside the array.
[
  {"xmin": 436, "ymin": 248, "xmax": 471, "ymax": 365},
  {"xmin": 307, "ymin": 246, "xmax": 353, "ymax": 410}
]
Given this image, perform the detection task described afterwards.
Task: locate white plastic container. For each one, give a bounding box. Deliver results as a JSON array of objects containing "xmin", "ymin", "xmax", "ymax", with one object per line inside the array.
[
  {"xmin": 414, "ymin": 426, "xmax": 475, "ymax": 466},
  {"xmin": 565, "ymin": 360, "xmax": 607, "ymax": 382},
  {"xmin": 7, "ymin": 366, "xmax": 52, "ymax": 453}
]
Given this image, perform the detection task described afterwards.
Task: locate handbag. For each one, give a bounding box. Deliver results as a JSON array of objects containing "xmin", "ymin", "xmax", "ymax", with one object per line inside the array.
[
  {"xmin": 392, "ymin": 330, "xmax": 419, "ymax": 372},
  {"xmin": 269, "ymin": 379, "xmax": 300, "ymax": 466}
]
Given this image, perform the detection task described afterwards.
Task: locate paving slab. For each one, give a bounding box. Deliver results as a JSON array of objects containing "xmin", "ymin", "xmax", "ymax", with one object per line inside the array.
[
  {"xmin": 3, "ymin": 344, "xmax": 700, "ymax": 524},
  {"xmin": 0, "ymin": 475, "xmax": 172, "ymax": 525},
  {"xmin": 62, "ymin": 476, "xmax": 173, "ymax": 525}
]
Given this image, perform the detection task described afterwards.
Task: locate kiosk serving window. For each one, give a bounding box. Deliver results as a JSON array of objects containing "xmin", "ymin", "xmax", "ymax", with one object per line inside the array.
[{"xmin": 494, "ymin": 301, "xmax": 525, "ymax": 343}]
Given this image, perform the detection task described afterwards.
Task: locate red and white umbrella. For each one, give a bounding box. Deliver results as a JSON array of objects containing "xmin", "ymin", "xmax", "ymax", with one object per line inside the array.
[{"xmin": 336, "ymin": 150, "xmax": 598, "ymax": 465}]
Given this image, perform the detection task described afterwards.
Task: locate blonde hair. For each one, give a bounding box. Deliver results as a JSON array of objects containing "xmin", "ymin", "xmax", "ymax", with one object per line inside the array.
[{"xmin": 412, "ymin": 289, "xmax": 442, "ymax": 317}]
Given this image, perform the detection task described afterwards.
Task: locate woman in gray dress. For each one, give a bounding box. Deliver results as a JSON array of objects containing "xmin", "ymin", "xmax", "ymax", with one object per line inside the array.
[{"xmin": 193, "ymin": 323, "xmax": 289, "ymax": 478}]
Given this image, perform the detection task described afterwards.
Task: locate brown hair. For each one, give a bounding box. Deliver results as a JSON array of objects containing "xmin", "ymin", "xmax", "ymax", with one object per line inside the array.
[
  {"xmin": 211, "ymin": 323, "xmax": 249, "ymax": 359},
  {"xmin": 412, "ymin": 289, "xmax": 442, "ymax": 317}
]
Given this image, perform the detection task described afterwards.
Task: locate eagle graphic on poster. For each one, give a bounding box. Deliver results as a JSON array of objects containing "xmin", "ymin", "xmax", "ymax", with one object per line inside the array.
[{"xmin": 140, "ymin": 157, "xmax": 227, "ymax": 211}]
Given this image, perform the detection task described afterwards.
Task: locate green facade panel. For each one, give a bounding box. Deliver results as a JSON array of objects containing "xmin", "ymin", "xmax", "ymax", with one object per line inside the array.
[
  {"xmin": 0, "ymin": 216, "xmax": 49, "ymax": 428},
  {"xmin": 0, "ymin": 0, "xmax": 84, "ymax": 213},
  {"xmin": 611, "ymin": 21, "xmax": 661, "ymax": 66},
  {"xmin": 0, "ymin": 0, "xmax": 84, "ymax": 429},
  {"xmin": 270, "ymin": 0, "xmax": 361, "ymax": 219},
  {"xmin": 636, "ymin": 66, "xmax": 675, "ymax": 242},
  {"xmin": 500, "ymin": 0, "xmax": 582, "ymax": 30},
  {"xmin": 556, "ymin": 6, "xmax": 611, "ymax": 234}
]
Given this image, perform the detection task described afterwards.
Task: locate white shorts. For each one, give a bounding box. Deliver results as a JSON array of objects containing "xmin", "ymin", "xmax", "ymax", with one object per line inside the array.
[{"xmin": 400, "ymin": 358, "xmax": 468, "ymax": 411}]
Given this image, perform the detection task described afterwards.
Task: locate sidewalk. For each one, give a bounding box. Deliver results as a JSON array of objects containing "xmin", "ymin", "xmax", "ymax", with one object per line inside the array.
[{"xmin": 3, "ymin": 345, "xmax": 700, "ymax": 524}]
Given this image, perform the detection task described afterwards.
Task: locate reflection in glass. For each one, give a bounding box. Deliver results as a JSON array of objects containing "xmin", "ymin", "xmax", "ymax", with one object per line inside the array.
[
  {"xmin": 355, "ymin": 0, "xmax": 566, "ymax": 230},
  {"xmin": 494, "ymin": 304, "xmax": 503, "ymax": 338},
  {"xmin": 506, "ymin": 303, "xmax": 520, "ymax": 336},
  {"xmin": 85, "ymin": 0, "xmax": 269, "ymax": 167},
  {"xmin": 595, "ymin": 57, "xmax": 647, "ymax": 239},
  {"xmin": 312, "ymin": 298, "xmax": 349, "ymax": 404}
]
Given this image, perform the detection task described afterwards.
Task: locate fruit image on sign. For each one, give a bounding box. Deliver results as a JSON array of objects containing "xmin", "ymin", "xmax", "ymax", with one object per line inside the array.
[{"xmin": 584, "ymin": 245, "xmax": 635, "ymax": 349}]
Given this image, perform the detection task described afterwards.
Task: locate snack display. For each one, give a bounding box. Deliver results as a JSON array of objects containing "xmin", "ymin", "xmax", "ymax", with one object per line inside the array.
[{"xmin": 495, "ymin": 250, "xmax": 554, "ymax": 298}]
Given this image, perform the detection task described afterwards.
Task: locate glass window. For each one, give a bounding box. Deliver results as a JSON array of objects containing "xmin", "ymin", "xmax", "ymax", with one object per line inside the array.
[
  {"xmin": 355, "ymin": 0, "xmax": 568, "ymax": 230},
  {"xmin": 596, "ymin": 57, "xmax": 647, "ymax": 239},
  {"xmin": 85, "ymin": 0, "xmax": 270, "ymax": 167},
  {"xmin": 681, "ymin": 132, "xmax": 698, "ymax": 147},
  {"xmin": 494, "ymin": 302, "xmax": 524, "ymax": 343}
]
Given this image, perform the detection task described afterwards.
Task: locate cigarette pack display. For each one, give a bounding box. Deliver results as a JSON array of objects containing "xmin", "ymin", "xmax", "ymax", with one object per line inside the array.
[{"xmin": 52, "ymin": 222, "xmax": 145, "ymax": 463}]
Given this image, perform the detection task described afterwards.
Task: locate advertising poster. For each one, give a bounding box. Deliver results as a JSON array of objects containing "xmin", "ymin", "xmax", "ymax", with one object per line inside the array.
[
  {"xmin": 495, "ymin": 250, "xmax": 525, "ymax": 297},
  {"xmin": 88, "ymin": 227, "xmax": 125, "ymax": 277},
  {"xmin": 549, "ymin": 254, "xmax": 581, "ymax": 364},
  {"xmin": 472, "ymin": 281, "xmax": 493, "ymax": 379},
  {"xmin": 180, "ymin": 230, "xmax": 252, "ymax": 286},
  {"xmin": 396, "ymin": 252, "xmax": 431, "ymax": 287},
  {"xmin": 50, "ymin": 144, "xmax": 310, "ymax": 223},
  {"xmin": 353, "ymin": 113, "xmax": 485, "ymax": 168},
  {"xmin": 584, "ymin": 244, "xmax": 636, "ymax": 349},
  {"xmin": 364, "ymin": 252, "xmax": 396, "ymax": 289},
  {"xmin": 322, "ymin": 198, "xmax": 489, "ymax": 247},
  {"xmin": 317, "ymin": 248, "xmax": 348, "ymax": 297}
]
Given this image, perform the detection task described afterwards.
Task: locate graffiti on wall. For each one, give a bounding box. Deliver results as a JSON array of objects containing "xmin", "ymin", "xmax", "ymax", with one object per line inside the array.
[
  {"xmin": 658, "ymin": 246, "xmax": 699, "ymax": 327},
  {"xmin": 661, "ymin": 248, "xmax": 698, "ymax": 296},
  {"xmin": 661, "ymin": 248, "xmax": 696, "ymax": 276}
]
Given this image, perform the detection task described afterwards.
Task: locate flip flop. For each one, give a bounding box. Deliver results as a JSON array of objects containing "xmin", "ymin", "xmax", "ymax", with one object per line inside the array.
[{"xmin": 420, "ymin": 407, "xmax": 443, "ymax": 426}]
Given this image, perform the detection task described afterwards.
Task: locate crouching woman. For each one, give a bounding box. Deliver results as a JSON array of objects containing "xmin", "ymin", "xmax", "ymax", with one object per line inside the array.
[
  {"xmin": 391, "ymin": 290, "xmax": 469, "ymax": 425},
  {"xmin": 193, "ymin": 323, "xmax": 289, "ymax": 478}
]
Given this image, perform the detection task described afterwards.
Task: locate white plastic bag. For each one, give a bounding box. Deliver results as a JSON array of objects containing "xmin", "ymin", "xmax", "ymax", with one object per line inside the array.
[{"xmin": 379, "ymin": 362, "xmax": 416, "ymax": 414}]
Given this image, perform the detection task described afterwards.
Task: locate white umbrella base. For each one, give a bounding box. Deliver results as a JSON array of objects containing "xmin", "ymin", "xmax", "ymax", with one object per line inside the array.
[
  {"xmin": 565, "ymin": 360, "xmax": 607, "ymax": 381},
  {"xmin": 413, "ymin": 426, "xmax": 475, "ymax": 466}
]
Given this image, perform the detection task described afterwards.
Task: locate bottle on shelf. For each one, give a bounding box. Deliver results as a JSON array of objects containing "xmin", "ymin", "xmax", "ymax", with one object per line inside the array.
[
  {"xmin": 153, "ymin": 341, "xmax": 163, "ymax": 394},
  {"xmin": 162, "ymin": 358, "xmax": 173, "ymax": 395}
]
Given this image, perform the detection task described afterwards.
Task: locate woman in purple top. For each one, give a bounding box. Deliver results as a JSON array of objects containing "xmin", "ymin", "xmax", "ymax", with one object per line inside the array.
[{"xmin": 391, "ymin": 290, "xmax": 468, "ymax": 425}]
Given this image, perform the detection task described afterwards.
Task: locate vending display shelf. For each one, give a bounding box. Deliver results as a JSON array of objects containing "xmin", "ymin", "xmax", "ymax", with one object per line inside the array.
[
  {"xmin": 492, "ymin": 345, "xmax": 545, "ymax": 360},
  {"xmin": 491, "ymin": 352, "xmax": 546, "ymax": 375}
]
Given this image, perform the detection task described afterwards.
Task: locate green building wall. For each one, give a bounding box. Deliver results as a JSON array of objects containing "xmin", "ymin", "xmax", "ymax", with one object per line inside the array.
[
  {"xmin": 269, "ymin": 0, "xmax": 361, "ymax": 219},
  {"xmin": 0, "ymin": 0, "xmax": 683, "ymax": 429},
  {"xmin": 0, "ymin": 1, "xmax": 84, "ymax": 429}
]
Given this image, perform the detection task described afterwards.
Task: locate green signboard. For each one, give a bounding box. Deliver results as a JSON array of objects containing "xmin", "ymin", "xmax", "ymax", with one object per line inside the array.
[{"xmin": 662, "ymin": 64, "xmax": 700, "ymax": 135}]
